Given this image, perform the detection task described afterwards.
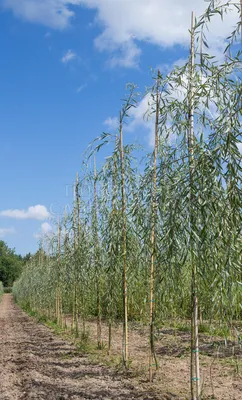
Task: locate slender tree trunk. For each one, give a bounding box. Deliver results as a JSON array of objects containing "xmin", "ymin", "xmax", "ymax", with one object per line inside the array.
[
  {"xmin": 240, "ymin": 0, "xmax": 242, "ymax": 41},
  {"xmin": 56, "ymin": 221, "xmax": 62, "ymax": 326},
  {"xmin": 149, "ymin": 72, "xmax": 160, "ymax": 382},
  {"xmin": 72, "ymin": 207, "xmax": 76, "ymax": 332},
  {"xmin": 46, "ymin": 241, "xmax": 51, "ymax": 319},
  {"xmin": 81, "ymin": 290, "xmax": 86, "ymax": 336},
  {"xmin": 94, "ymin": 158, "xmax": 102, "ymax": 349},
  {"xmin": 97, "ymin": 283, "xmax": 102, "ymax": 348},
  {"xmin": 72, "ymin": 179, "xmax": 79, "ymax": 337},
  {"xmin": 188, "ymin": 12, "xmax": 200, "ymax": 400},
  {"xmin": 108, "ymin": 149, "xmax": 118, "ymax": 355},
  {"xmin": 119, "ymin": 114, "xmax": 128, "ymax": 367},
  {"xmin": 63, "ymin": 213, "xmax": 69, "ymax": 331},
  {"xmin": 74, "ymin": 173, "xmax": 80, "ymax": 338},
  {"xmin": 108, "ymin": 320, "xmax": 112, "ymax": 355}
]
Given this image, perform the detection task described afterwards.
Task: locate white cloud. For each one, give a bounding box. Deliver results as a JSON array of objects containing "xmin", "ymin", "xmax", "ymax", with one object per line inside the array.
[
  {"xmin": 0, "ymin": 205, "xmax": 50, "ymax": 220},
  {"xmin": 106, "ymin": 41, "xmax": 141, "ymax": 69},
  {"xmin": 3, "ymin": 0, "xmax": 82, "ymax": 29},
  {"xmin": 126, "ymin": 94, "xmax": 156, "ymax": 146},
  {"xmin": 3, "ymin": 1, "xmax": 239, "ymax": 67},
  {"xmin": 0, "ymin": 227, "xmax": 16, "ymax": 238},
  {"xmin": 61, "ymin": 49, "xmax": 77, "ymax": 63},
  {"xmin": 104, "ymin": 116, "xmax": 119, "ymax": 131},
  {"xmin": 41, "ymin": 222, "xmax": 52, "ymax": 233},
  {"xmin": 34, "ymin": 222, "xmax": 52, "ymax": 239},
  {"xmin": 81, "ymin": 0, "xmax": 239, "ymax": 67}
]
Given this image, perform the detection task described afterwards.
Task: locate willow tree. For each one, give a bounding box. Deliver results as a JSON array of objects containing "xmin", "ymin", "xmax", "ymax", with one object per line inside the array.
[
  {"xmin": 188, "ymin": 13, "xmax": 200, "ymax": 399},
  {"xmin": 119, "ymin": 85, "xmax": 138, "ymax": 367},
  {"xmin": 118, "ymin": 110, "xmax": 129, "ymax": 366},
  {"xmin": 71, "ymin": 173, "xmax": 80, "ymax": 337},
  {"xmin": 56, "ymin": 221, "xmax": 62, "ymax": 326},
  {"xmin": 92, "ymin": 158, "xmax": 102, "ymax": 349},
  {"xmin": 149, "ymin": 73, "xmax": 160, "ymax": 382},
  {"xmin": 99, "ymin": 139, "xmax": 121, "ymax": 354},
  {"xmin": 152, "ymin": 3, "xmax": 242, "ymax": 398}
]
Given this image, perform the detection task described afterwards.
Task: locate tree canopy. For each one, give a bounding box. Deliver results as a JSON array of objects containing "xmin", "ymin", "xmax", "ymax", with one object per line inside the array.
[{"xmin": 0, "ymin": 241, "xmax": 24, "ymax": 287}]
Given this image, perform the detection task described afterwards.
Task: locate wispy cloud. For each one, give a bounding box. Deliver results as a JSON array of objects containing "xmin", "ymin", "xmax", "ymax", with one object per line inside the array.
[
  {"xmin": 104, "ymin": 117, "xmax": 119, "ymax": 131},
  {"xmin": 0, "ymin": 205, "xmax": 50, "ymax": 221},
  {"xmin": 0, "ymin": 227, "xmax": 16, "ymax": 238},
  {"xmin": 77, "ymin": 84, "xmax": 87, "ymax": 93},
  {"xmin": 61, "ymin": 49, "xmax": 77, "ymax": 64}
]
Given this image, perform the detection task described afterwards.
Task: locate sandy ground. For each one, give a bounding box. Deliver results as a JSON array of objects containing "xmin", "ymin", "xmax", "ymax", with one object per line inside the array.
[{"xmin": 0, "ymin": 294, "xmax": 173, "ymax": 400}]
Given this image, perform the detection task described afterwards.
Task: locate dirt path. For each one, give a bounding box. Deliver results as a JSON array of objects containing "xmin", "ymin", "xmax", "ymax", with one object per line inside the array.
[{"xmin": 0, "ymin": 294, "xmax": 164, "ymax": 400}]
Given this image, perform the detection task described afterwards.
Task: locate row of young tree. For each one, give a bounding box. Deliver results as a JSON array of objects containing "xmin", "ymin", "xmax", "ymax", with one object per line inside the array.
[{"xmin": 13, "ymin": 2, "xmax": 241, "ymax": 399}]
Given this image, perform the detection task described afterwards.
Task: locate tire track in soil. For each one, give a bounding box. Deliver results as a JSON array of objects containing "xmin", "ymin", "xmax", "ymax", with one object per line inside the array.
[{"xmin": 0, "ymin": 294, "xmax": 167, "ymax": 400}]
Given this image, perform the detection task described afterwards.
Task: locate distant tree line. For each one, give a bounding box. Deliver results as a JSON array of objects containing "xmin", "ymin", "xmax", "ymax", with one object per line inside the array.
[{"xmin": 0, "ymin": 240, "xmax": 30, "ymax": 287}]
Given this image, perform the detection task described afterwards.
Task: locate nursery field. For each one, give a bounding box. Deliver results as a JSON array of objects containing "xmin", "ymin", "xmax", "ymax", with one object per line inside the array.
[{"xmin": 1, "ymin": 2, "xmax": 241, "ymax": 400}]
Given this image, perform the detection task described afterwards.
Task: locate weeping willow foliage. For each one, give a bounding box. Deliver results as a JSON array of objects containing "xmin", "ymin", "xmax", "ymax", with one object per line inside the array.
[{"xmin": 13, "ymin": 2, "xmax": 241, "ymax": 398}]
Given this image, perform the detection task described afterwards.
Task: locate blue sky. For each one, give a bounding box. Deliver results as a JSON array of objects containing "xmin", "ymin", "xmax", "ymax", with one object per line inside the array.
[{"xmin": 0, "ymin": 0, "xmax": 239, "ymax": 255}]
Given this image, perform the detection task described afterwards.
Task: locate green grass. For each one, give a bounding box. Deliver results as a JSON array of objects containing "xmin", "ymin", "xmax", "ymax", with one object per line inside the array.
[{"xmin": 177, "ymin": 324, "xmax": 190, "ymax": 333}]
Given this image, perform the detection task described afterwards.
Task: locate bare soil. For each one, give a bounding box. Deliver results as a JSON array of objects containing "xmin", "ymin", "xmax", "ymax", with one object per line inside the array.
[
  {"xmin": 65, "ymin": 317, "xmax": 241, "ymax": 400},
  {"xmin": 0, "ymin": 295, "xmax": 241, "ymax": 399},
  {"xmin": 0, "ymin": 294, "xmax": 173, "ymax": 399}
]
